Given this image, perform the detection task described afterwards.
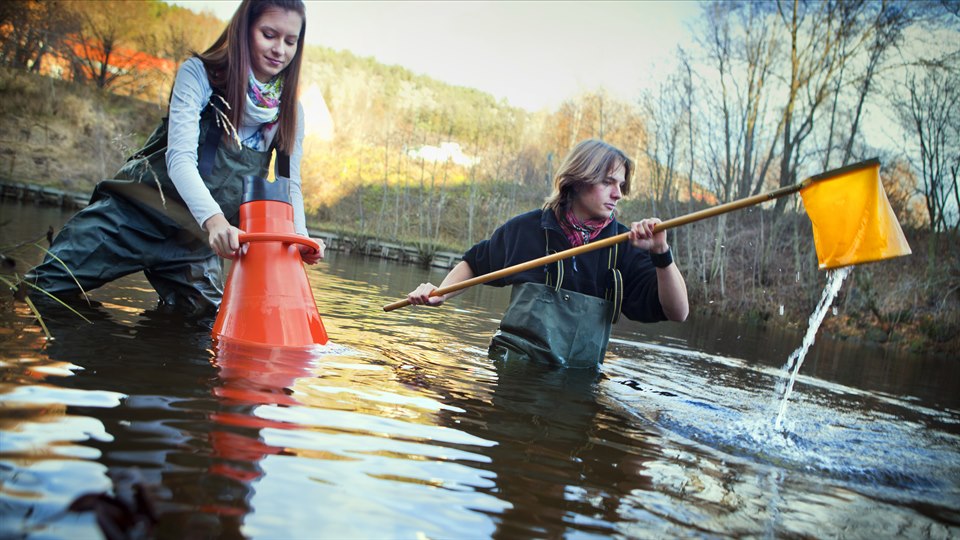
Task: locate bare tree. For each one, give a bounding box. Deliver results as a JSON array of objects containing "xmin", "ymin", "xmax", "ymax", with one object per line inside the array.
[
  {"xmin": 897, "ymin": 61, "xmax": 960, "ymax": 232},
  {"xmin": 818, "ymin": 1, "xmax": 912, "ymax": 169},
  {"xmin": 680, "ymin": 51, "xmax": 698, "ymax": 270},
  {"xmin": 639, "ymin": 74, "xmax": 684, "ymax": 216},
  {"xmin": 773, "ymin": 0, "xmax": 851, "ymax": 213},
  {"xmin": 67, "ymin": 2, "xmax": 149, "ymax": 91},
  {"xmin": 465, "ymin": 114, "xmax": 484, "ymax": 246},
  {"xmin": 696, "ymin": 2, "xmax": 784, "ymax": 288},
  {"xmin": 698, "ymin": 1, "xmax": 782, "ymax": 204}
]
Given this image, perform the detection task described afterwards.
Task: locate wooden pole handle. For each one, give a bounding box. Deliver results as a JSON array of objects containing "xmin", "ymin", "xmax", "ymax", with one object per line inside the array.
[
  {"xmin": 383, "ymin": 158, "xmax": 882, "ymax": 313},
  {"xmin": 383, "ymin": 180, "xmax": 811, "ymax": 312}
]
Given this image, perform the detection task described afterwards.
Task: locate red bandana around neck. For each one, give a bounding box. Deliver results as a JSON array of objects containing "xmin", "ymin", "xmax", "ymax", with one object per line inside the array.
[{"xmin": 559, "ymin": 209, "xmax": 613, "ymax": 247}]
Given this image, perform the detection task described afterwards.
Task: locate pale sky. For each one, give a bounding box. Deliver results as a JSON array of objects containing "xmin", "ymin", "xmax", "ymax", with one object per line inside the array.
[{"xmin": 169, "ymin": 0, "xmax": 700, "ymax": 111}]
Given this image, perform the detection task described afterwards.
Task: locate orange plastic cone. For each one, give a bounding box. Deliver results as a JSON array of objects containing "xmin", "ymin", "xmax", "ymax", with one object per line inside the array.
[{"xmin": 212, "ymin": 176, "xmax": 328, "ymax": 346}]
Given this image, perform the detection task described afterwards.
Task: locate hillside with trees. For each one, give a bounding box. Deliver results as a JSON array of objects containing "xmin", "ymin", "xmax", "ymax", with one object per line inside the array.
[{"xmin": 1, "ymin": 0, "xmax": 957, "ymax": 353}]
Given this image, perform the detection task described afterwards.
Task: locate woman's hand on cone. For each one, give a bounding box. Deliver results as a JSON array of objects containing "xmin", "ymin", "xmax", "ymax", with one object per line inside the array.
[
  {"xmin": 300, "ymin": 239, "xmax": 324, "ymax": 264},
  {"xmin": 204, "ymin": 213, "xmax": 242, "ymax": 259}
]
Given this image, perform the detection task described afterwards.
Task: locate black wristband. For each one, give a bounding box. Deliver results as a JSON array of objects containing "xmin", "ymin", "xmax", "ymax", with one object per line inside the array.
[{"xmin": 650, "ymin": 248, "xmax": 673, "ymax": 268}]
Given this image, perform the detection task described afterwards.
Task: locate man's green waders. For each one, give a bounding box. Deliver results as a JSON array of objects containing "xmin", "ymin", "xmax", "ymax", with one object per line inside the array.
[
  {"xmin": 29, "ymin": 99, "xmax": 281, "ymax": 315},
  {"xmin": 490, "ymin": 283, "xmax": 617, "ymax": 369},
  {"xmin": 489, "ymin": 239, "xmax": 624, "ymax": 369}
]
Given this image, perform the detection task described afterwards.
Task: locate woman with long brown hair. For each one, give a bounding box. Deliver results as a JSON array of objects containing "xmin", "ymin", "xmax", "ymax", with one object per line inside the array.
[{"xmin": 29, "ymin": 0, "xmax": 323, "ymax": 317}]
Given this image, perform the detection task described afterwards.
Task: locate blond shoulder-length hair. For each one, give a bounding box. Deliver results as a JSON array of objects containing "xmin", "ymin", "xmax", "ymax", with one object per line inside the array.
[{"xmin": 543, "ymin": 139, "xmax": 634, "ymax": 217}]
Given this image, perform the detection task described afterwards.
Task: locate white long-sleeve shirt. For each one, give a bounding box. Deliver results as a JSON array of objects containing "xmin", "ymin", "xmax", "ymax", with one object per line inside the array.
[{"xmin": 165, "ymin": 57, "xmax": 308, "ymax": 235}]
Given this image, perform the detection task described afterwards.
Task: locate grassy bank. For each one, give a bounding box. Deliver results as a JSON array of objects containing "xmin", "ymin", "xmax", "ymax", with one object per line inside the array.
[{"xmin": 0, "ymin": 67, "xmax": 159, "ymax": 191}]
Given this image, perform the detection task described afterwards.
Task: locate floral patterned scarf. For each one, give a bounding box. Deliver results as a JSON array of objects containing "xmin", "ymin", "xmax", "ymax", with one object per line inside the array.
[{"xmin": 242, "ymin": 71, "xmax": 283, "ymax": 150}]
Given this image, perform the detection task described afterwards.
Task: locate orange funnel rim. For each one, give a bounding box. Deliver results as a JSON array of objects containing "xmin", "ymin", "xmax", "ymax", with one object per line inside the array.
[{"xmin": 239, "ymin": 232, "xmax": 319, "ymax": 251}]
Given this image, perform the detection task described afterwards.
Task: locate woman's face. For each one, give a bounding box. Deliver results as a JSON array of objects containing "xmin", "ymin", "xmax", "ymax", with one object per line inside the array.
[
  {"xmin": 249, "ymin": 7, "xmax": 303, "ymax": 83},
  {"xmin": 570, "ymin": 161, "xmax": 626, "ymax": 221}
]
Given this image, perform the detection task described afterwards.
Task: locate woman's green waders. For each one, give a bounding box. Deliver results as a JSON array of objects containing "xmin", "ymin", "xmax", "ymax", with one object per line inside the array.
[
  {"xmin": 489, "ymin": 239, "xmax": 624, "ymax": 369},
  {"xmin": 28, "ymin": 100, "xmax": 280, "ymax": 316}
]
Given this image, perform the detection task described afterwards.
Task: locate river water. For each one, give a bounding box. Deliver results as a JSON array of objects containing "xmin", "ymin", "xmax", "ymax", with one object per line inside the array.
[{"xmin": 1, "ymin": 200, "xmax": 958, "ymax": 539}]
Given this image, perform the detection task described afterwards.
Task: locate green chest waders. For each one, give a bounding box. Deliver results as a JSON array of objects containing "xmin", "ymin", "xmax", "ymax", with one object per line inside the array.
[
  {"xmin": 30, "ymin": 97, "xmax": 282, "ymax": 314},
  {"xmin": 489, "ymin": 236, "xmax": 624, "ymax": 368}
]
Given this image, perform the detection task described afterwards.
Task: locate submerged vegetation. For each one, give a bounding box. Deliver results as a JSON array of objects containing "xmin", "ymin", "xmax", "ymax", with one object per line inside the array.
[
  {"xmin": 0, "ymin": 231, "xmax": 94, "ymax": 340},
  {"xmin": 1, "ymin": 0, "xmax": 958, "ymax": 354}
]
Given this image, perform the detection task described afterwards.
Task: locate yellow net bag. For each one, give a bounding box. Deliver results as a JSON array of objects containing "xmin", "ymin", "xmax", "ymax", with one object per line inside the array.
[{"xmin": 800, "ymin": 159, "xmax": 912, "ymax": 270}]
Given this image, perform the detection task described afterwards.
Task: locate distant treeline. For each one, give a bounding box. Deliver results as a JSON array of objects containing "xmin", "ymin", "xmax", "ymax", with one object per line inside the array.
[{"xmin": 1, "ymin": 0, "xmax": 958, "ymax": 352}]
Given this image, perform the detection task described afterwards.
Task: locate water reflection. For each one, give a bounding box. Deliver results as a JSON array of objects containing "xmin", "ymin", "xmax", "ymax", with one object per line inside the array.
[
  {"xmin": 0, "ymin": 304, "xmax": 121, "ymax": 538},
  {"xmin": 200, "ymin": 339, "xmax": 321, "ymax": 538},
  {"xmin": 615, "ymin": 313, "xmax": 960, "ymax": 413},
  {"xmin": 461, "ymin": 357, "xmax": 651, "ymax": 538},
  {"xmin": 204, "ymin": 318, "xmax": 506, "ymax": 538},
  {"xmin": 2, "ymin": 300, "xmax": 227, "ymax": 537}
]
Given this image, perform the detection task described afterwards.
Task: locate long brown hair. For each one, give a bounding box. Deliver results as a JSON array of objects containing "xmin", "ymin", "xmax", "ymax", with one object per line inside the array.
[
  {"xmin": 543, "ymin": 139, "xmax": 634, "ymax": 217},
  {"xmin": 195, "ymin": 0, "xmax": 306, "ymax": 154}
]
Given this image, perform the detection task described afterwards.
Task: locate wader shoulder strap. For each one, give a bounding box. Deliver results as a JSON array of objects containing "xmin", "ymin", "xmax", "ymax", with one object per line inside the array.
[
  {"xmin": 606, "ymin": 242, "xmax": 624, "ymax": 324},
  {"xmin": 276, "ymin": 151, "xmax": 290, "ymax": 178},
  {"xmin": 126, "ymin": 119, "xmax": 169, "ymax": 163},
  {"xmin": 120, "ymin": 113, "xmax": 220, "ymax": 183},
  {"xmin": 196, "ymin": 87, "xmax": 291, "ymax": 180},
  {"xmin": 544, "ymin": 230, "xmax": 564, "ymax": 292},
  {"xmin": 198, "ymin": 110, "xmax": 222, "ymax": 180},
  {"xmin": 544, "ymin": 230, "xmax": 624, "ymax": 323}
]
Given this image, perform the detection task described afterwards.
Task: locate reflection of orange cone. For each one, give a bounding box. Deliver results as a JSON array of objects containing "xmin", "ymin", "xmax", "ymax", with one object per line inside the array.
[{"xmin": 212, "ymin": 176, "xmax": 328, "ymax": 346}]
